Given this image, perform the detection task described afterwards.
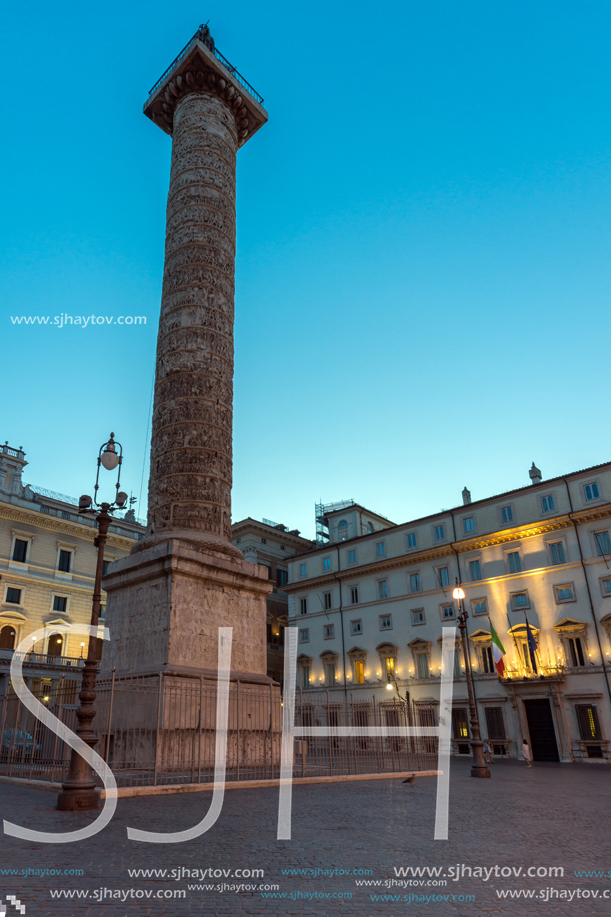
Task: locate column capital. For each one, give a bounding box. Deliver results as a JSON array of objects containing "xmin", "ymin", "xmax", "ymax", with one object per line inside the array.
[{"xmin": 143, "ymin": 30, "xmax": 268, "ymax": 146}]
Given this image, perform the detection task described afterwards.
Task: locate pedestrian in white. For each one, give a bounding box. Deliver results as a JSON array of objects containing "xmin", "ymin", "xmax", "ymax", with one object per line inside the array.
[
  {"xmin": 483, "ymin": 740, "xmax": 494, "ymax": 764},
  {"xmin": 522, "ymin": 738, "xmax": 532, "ymax": 767}
]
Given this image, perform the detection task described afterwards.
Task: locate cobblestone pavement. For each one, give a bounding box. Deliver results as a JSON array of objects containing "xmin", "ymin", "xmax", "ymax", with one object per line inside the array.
[{"xmin": 0, "ymin": 759, "xmax": 609, "ymax": 917}]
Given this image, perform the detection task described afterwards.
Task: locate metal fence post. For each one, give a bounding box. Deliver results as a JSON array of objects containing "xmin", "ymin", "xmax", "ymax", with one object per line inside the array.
[
  {"xmin": 154, "ymin": 673, "xmax": 163, "ymax": 787},
  {"xmin": 236, "ymin": 680, "xmax": 240, "ymax": 783}
]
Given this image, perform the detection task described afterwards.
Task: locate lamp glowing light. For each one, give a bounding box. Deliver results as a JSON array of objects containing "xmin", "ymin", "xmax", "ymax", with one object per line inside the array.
[{"xmin": 453, "ymin": 586, "xmax": 465, "ymax": 600}]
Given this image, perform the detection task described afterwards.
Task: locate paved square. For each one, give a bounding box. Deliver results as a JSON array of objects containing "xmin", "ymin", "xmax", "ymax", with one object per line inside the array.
[{"xmin": 0, "ymin": 759, "xmax": 609, "ymax": 916}]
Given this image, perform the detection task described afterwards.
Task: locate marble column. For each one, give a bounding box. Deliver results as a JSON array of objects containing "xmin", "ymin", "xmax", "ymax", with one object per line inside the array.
[{"xmin": 102, "ymin": 29, "xmax": 272, "ymax": 680}]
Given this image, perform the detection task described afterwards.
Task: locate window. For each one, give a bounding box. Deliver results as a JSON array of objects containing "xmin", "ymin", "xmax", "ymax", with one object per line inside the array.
[
  {"xmin": 47, "ymin": 634, "xmax": 63, "ymax": 657},
  {"xmin": 261, "ymin": 538, "xmax": 267, "ymax": 544},
  {"xmin": 12, "ymin": 539, "xmax": 28, "ymax": 563},
  {"xmin": 299, "ymin": 598, "xmax": 307, "ymax": 615},
  {"xmin": 301, "ymin": 666, "xmax": 310, "ymax": 689},
  {"xmin": 323, "ymin": 592, "xmax": 332, "ymax": 610},
  {"xmin": 407, "ymin": 533, "xmax": 417, "ymax": 548},
  {"xmin": 0, "ymin": 626, "xmax": 16, "ymax": 650},
  {"xmin": 58, "ymin": 550, "xmax": 72, "ymax": 573},
  {"xmin": 554, "ymin": 584, "xmax": 575, "ymax": 603},
  {"xmin": 325, "ymin": 661, "xmax": 336, "ymax": 685},
  {"xmin": 379, "ymin": 614, "xmax": 392, "ymax": 631},
  {"xmin": 485, "ymin": 707, "xmax": 506, "ymax": 740},
  {"xmin": 441, "ymin": 604, "xmax": 456, "ymax": 620},
  {"xmin": 323, "ymin": 557, "xmax": 331, "ymax": 570},
  {"xmin": 277, "ymin": 570, "xmax": 288, "ymax": 586},
  {"xmin": 600, "ymin": 577, "xmax": 611, "ymax": 597},
  {"xmin": 452, "ymin": 708, "xmax": 469, "ymax": 740},
  {"xmin": 437, "ymin": 566, "xmax": 450, "ymax": 587},
  {"xmin": 350, "ymin": 619, "xmax": 362, "ymax": 635},
  {"xmin": 567, "ymin": 636, "xmax": 586, "ymax": 667},
  {"xmin": 61, "ymin": 511, "xmax": 72, "ymax": 520},
  {"xmin": 280, "ymin": 545, "xmax": 286, "ymax": 551},
  {"xmin": 417, "ymin": 653, "xmax": 429, "ymax": 678},
  {"xmin": 511, "ymin": 592, "xmax": 529, "ymax": 610},
  {"xmin": 584, "ymin": 482, "xmax": 600, "ymax": 502},
  {"xmin": 481, "ymin": 645, "xmax": 495, "ymax": 674},
  {"xmin": 507, "ymin": 552, "xmax": 522, "ymax": 574},
  {"xmin": 463, "ymin": 517, "xmax": 475, "ymax": 533},
  {"xmin": 350, "ymin": 587, "xmax": 359, "ymax": 605},
  {"xmin": 366, "ymin": 522, "xmax": 373, "ymax": 534},
  {"xmin": 541, "ymin": 494, "xmax": 555, "ymax": 513},
  {"xmin": 323, "ymin": 624, "xmax": 334, "ymax": 640},
  {"xmin": 299, "ymin": 629, "xmax": 309, "ymax": 644},
  {"xmin": 501, "ymin": 506, "xmax": 513, "ymax": 524},
  {"xmin": 299, "ymin": 563, "xmax": 307, "ymax": 576},
  {"xmin": 353, "ymin": 660, "xmax": 364, "ymax": 683},
  {"xmin": 472, "ymin": 598, "xmax": 488, "ymax": 616},
  {"xmin": 236, "ymin": 538, "xmax": 241, "ymax": 544},
  {"xmin": 384, "ymin": 656, "xmax": 395, "ymax": 677},
  {"xmin": 411, "ymin": 609, "xmax": 425, "ymax": 625},
  {"xmin": 549, "ymin": 541, "xmax": 566, "ymax": 565},
  {"xmin": 6, "ymin": 587, "xmax": 21, "ymax": 605},
  {"xmin": 102, "ymin": 560, "xmax": 110, "ymax": 576},
  {"xmin": 434, "ymin": 525, "xmax": 445, "ymax": 541},
  {"xmin": 469, "ymin": 559, "xmax": 482, "ymax": 581},
  {"xmin": 378, "ymin": 580, "xmax": 389, "ymax": 599},
  {"xmin": 348, "ymin": 550, "xmax": 357, "ymax": 564},
  {"xmin": 376, "ymin": 542, "xmax": 385, "ymax": 557},
  {"xmin": 575, "ymin": 705, "xmax": 602, "ymax": 740},
  {"xmin": 338, "ymin": 520, "xmax": 348, "ymax": 541},
  {"xmin": 53, "ymin": 596, "xmax": 68, "ymax": 613},
  {"xmin": 410, "ymin": 572, "xmax": 421, "ymax": 594},
  {"xmin": 595, "ymin": 531, "xmax": 611, "ymax": 556}
]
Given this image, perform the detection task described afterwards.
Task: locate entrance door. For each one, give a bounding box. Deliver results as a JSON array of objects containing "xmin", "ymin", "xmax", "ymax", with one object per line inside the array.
[{"xmin": 523, "ymin": 699, "xmax": 559, "ymax": 762}]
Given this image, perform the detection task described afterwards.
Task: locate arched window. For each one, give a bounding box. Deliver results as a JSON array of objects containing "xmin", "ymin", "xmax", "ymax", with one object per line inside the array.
[
  {"xmin": 48, "ymin": 633, "xmax": 63, "ymax": 657},
  {"xmin": 338, "ymin": 520, "xmax": 348, "ymax": 541},
  {"xmin": 0, "ymin": 625, "xmax": 16, "ymax": 650},
  {"xmin": 367, "ymin": 522, "xmax": 373, "ymax": 534}
]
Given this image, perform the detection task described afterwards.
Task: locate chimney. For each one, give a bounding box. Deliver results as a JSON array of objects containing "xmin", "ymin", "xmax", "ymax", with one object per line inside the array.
[
  {"xmin": 529, "ymin": 463, "xmax": 542, "ymax": 485},
  {"xmin": 462, "ymin": 487, "xmax": 471, "ymax": 505}
]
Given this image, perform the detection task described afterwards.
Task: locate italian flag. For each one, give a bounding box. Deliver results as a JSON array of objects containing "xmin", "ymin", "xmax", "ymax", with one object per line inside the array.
[{"xmin": 490, "ymin": 622, "xmax": 506, "ymax": 676}]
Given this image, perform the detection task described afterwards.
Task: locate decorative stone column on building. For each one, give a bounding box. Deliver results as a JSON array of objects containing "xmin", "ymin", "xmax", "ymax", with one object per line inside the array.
[{"xmin": 102, "ymin": 26, "xmax": 273, "ymax": 681}]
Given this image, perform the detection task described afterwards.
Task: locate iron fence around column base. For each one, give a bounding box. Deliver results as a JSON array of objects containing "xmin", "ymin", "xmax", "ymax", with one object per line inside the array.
[{"xmin": 0, "ymin": 676, "xmax": 438, "ymax": 787}]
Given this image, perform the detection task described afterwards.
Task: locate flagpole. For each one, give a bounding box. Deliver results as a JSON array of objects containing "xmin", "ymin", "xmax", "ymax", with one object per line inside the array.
[{"xmin": 505, "ymin": 612, "xmax": 522, "ymax": 676}]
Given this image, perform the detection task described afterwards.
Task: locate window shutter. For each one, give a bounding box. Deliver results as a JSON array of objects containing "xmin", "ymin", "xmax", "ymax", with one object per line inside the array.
[
  {"xmin": 485, "ymin": 706, "xmax": 506, "ymax": 739},
  {"xmin": 452, "ymin": 707, "xmax": 469, "ymax": 739},
  {"xmin": 576, "ymin": 705, "xmax": 601, "ymax": 740}
]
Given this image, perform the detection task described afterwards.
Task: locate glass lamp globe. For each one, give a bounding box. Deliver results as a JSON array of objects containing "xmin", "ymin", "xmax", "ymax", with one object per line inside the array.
[{"xmin": 101, "ymin": 443, "xmax": 119, "ymax": 471}]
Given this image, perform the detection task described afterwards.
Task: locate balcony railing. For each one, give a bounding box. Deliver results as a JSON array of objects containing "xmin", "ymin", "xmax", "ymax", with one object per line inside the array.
[
  {"xmin": 0, "ymin": 650, "xmax": 89, "ymax": 669},
  {"xmin": 147, "ymin": 25, "xmax": 264, "ymax": 104}
]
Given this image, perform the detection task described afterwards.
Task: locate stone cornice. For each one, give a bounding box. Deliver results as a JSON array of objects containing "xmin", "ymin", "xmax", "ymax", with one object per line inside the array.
[
  {"xmin": 143, "ymin": 39, "xmax": 267, "ymax": 145},
  {"xmin": 0, "ymin": 504, "xmax": 138, "ymax": 552}
]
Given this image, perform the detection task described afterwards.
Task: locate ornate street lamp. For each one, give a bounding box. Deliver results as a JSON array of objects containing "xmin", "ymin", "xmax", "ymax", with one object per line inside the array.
[
  {"xmin": 453, "ymin": 581, "xmax": 491, "ymax": 779},
  {"xmin": 56, "ymin": 433, "xmax": 127, "ymax": 811}
]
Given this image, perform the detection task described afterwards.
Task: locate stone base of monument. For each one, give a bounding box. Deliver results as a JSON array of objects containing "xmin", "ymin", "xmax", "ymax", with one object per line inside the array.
[{"xmin": 101, "ymin": 538, "xmax": 274, "ymax": 677}]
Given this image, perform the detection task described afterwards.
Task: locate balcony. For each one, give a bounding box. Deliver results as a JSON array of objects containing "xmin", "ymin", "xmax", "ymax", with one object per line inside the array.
[{"xmin": 0, "ymin": 649, "xmax": 90, "ymax": 670}]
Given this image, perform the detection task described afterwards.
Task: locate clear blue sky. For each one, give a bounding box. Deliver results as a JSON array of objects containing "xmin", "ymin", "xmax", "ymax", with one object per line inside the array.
[{"xmin": 2, "ymin": 1, "xmax": 610, "ymax": 538}]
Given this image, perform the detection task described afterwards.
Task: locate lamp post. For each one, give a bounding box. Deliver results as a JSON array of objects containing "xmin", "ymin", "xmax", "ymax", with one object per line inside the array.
[
  {"xmin": 57, "ymin": 433, "xmax": 127, "ymax": 811},
  {"xmin": 453, "ymin": 582, "xmax": 491, "ymax": 779}
]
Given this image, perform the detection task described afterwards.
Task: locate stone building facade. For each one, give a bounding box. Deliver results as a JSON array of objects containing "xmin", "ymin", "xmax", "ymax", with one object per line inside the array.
[
  {"xmin": 231, "ymin": 518, "xmax": 314, "ymax": 682},
  {"xmin": 285, "ymin": 464, "xmax": 611, "ymax": 764},
  {"xmin": 0, "ymin": 442, "xmax": 144, "ymax": 697}
]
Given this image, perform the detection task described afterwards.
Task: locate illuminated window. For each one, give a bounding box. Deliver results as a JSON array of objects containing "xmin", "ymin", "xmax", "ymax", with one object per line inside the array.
[
  {"xmin": 452, "ymin": 708, "xmax": 469, "ymax": 740},
  {"xmin": 501, "ymin": 506, "xmax": 513, "ymax": 524},
  {"xmin": 353, "ymin": 660, "xmax": 364, "ymax": 684},
  {"xmin": 469, "ymin": 559, "xmax": 482, "ymax": 581},
  {"xmin": 434, "ymin": 525, "xmax": 445, "ymax": 541},
  {"xmin": 410, "ymin": 572, "xmax": 421, "ymax": 593},
  {"xmin": 507, "ymin": 552, "xmax": 521, "ymax": 573},
  {"xmin": 407, "ymin": 533, "xmax": 417, "ymax": 548},
  {"xmin": 575, "ymin": 704, "xmax": 601, "ymax": 740},
  {"xmin": 541, "ymin": 494, "xmax": 555, "ymax": 513},
  {"xmin": 463, "ymin": 517, "xmax": 475, "ymax": 533},
  {"xmin": 378, "ymin": 580, "xmax": 389, "ymax": 599},
  {"xmin": 385, "ymin": 657, "xmax": 394, "ymax": 677}
]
